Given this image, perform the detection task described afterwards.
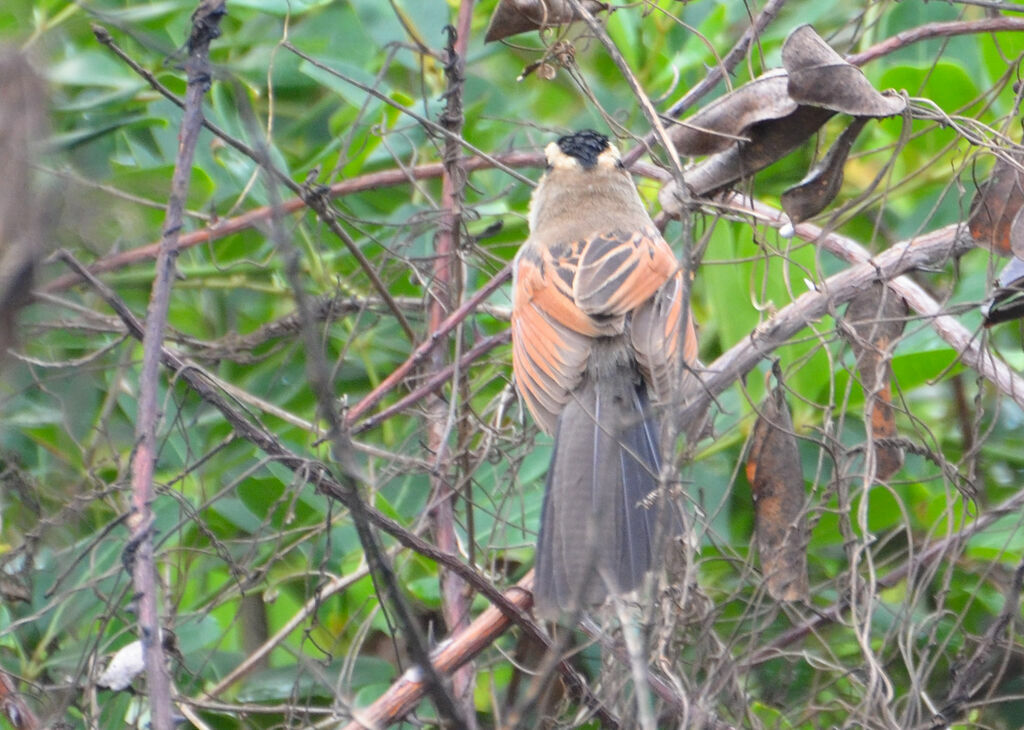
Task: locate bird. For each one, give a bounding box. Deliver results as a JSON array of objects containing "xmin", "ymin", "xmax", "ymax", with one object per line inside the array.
[{"xmin": 511, "ymin": 130, "xmax": 698, "ymax": 614}]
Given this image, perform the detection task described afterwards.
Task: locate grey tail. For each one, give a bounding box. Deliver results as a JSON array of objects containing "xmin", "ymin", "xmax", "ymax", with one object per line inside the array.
[{"xmin": 534, "ymin": 371, "xmax": 680, "ymax": 615}]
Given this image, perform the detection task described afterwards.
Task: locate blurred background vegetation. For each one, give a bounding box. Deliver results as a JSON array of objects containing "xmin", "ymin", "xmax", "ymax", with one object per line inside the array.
[{"xmin": 1, "ymin": 0, "xmax": 1024, "ymax": 727}]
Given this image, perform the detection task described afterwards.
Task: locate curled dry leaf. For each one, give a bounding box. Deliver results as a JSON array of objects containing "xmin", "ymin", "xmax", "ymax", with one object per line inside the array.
[
  {"xmin": 661, "ymin": 25, "xmax": 902, "ymax": 216},
  {"xmin": 484, "ymin": 0, "xmax": 608, "ymax": 43},
  {"xmin": 746, "ymin": 372, "xmax": 810, "ymax": 602},
  {"xmin": 782, "ymin": 25, "xmax": 905, "ymax": 117},
  {"xmin": 781, "ymin": 116, "xmax": 869, "ymax": 224},
  {"xmin": 844, "ymin": 282, "xmax": 908, "ymax": 480},
  {"xmin": 661, "ymin": 106, "xmax": 835, "ymax": 211},
  {"xmin": 670, "ymin": 71, "xmax": 797, "ymax": 156},
  {"xmin": 968, "ymin": 148, "xmax": 1024, "ymax": 260}
]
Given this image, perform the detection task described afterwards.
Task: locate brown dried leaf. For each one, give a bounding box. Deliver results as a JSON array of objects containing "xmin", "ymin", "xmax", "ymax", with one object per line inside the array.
[
  {"xmin": 782, "ymin": 25, "xmax": 906, "ymax": 117},
  {"xmin": 746, "ymin": 375, "xmax": 809, "ymax": 602},
  {"xmin": 680, "ymin": 105, "xmax": 836, "ymax": 199},
  {"xmin": 484, "ymin": 0, "xmax": 607, "ymax": 43},
  {"xmin": 968, "ymin": 148, "xmax": 1024, "ymax": 259},
  {"xmin": 781, "ymin": 116, "xmax": 869, "ymax": 224},
  {"xmin": 845, "ymin": 283, "xmax": 908, "ymax": 480},
  {"xmin": 670, "ymin": 71, "xmax": 797, "ymax": 156}
]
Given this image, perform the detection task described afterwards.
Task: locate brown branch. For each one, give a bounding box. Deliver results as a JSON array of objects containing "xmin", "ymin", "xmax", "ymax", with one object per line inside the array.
[
  {"xmin": 426, "ymin": 7, "xmax": 477, "ymax": 724},
  {"xmin": 234, "ymin": 61, "xmax": 463, "ymax": 726},
  {"xmin": 127, "ymin": 4, "xmax": 225, "ymax": 728},
  {"xmin": 847, "ymin": 17, "xmax": 1024, "ymax": 67},
  {"xmin": 38, "ymin": 151, "xmax": 540, "ymax": 296},
  {"xmin": 87, "ymin": 21, "xmax": 419, "ymax": 343},
  {"xmin": 342, "ymin": 575, "xmax": 533, "ymax": 730},
  {"xmin": 345, "ymin": 265, "xmax": 512, "ymax": 426},
  {"xmin": 341, "ymin": 570, "xmax": 618, "ymax": 729},
  {"xmin": 353, "ymin": 331, "xmax": 509, "ymax": 435},
  {"xmin": 738, "ymin": 197, "xmax": 1024, "ymax": 413}
]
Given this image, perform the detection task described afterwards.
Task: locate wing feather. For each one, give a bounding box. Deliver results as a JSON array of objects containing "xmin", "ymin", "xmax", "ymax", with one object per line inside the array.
[
  {"xmin": 513, "ymin": 226, "xmax": 697, "ymax": 430},
  {"xmin": 574, "ymin": 228, "xmax": 678, "ymax": 316}
]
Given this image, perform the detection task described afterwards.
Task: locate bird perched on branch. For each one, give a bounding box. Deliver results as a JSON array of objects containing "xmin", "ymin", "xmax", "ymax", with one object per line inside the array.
[{"xmin": 511, "ymin": 130, "xmax": 697, "ymax": 614}]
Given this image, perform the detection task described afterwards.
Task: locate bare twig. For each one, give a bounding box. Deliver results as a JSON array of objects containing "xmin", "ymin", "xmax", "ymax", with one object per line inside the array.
[
  {"xmin": 621, "ymin": 0, "xmax": 789, "ymax": 167},
  {"xmin": 736, "ymin": 198, "xmax": 1024, "ymax": 413},
  {"xmin": 239, "ymin": 59, "xmax": 464, "ymax": 726},
  {"xmin": 676, "ymin": 222, "xmax": 1021, "ymax": 423},
  {"xmin": 38, "ymin": 152, "xmax": 539, "ymax": 295},
  {"xmin": 345, "ymin": 266, "xmax": 512, "ymax": 426},
  {"xmin": 745, "ymin": 479, "xmax": 1024, "ymax": 669},
  {"xmin": 847, "ymin": 17, "xmax": 1024, "ymax": 67},
  {"xmin": 353, "ymin": 332, "xmax": 509, "ymax": 435},
  {"xmin": 56, "ymin": 249, "xmax": 541, "ymax": 720},
  {"xmin": 126, "ymin": 4, "xmax": 224, "ymax": 728},
  {"xmin": 567, "ymin": 0, "xmax": 682, "ymax": 178},
  {"xmin": 88, "ymin": 21, "xmax": 415, "ymax": 342},
  {"xmin": 426, "ymin": 8, "xmax": 478, "ymax": 724}
]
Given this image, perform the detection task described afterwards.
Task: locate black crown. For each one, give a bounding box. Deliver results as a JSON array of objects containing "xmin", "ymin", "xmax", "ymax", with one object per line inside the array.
[{"xmin": 556, "ymin": 130, "xmax": 609, "ymax": 168}]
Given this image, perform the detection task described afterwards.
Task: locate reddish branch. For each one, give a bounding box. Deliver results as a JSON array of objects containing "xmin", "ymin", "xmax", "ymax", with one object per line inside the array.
[
  {"xmin": 86, "ymin": 23, "xmax": 417, "ymax": 342},
  {"xmin": 39, "ymin": 152, "xmax": 540, "ymax": 296},
  {"xmin": 425, "ymin": 5, "xmax": 478, "ymax": 724},
  {"xmin": 847, "ymin": 17, "xmax": 1024, "ymax": 67},
  {"xmin": 127, "ymin": 3, "xmax": 224, "ymax": 729},
  {"xmin": 341, "ymin": 571, "xmax": 622, "ymax": 729},
  {"xmin": 343, "ymin": 573, "xmax": 533, "ymax": 730},
  {"xmin": 352, "ymin": 331, "xmax": 509, "ymax": 435},
  {"xmin": 345, "ymin": 266, "xmax": 511, "ymax": 426}
]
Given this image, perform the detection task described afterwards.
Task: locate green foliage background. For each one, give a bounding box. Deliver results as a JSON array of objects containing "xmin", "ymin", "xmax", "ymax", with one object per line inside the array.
[{"xmin": 1, "ymin": 0, "xmax": 1024, "ymax": 728}]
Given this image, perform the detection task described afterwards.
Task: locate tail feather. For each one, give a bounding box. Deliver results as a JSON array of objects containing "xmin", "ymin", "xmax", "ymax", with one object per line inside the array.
[{"xmin": 534, "ymin": 370, "xmax": 681, "ymax": 614}]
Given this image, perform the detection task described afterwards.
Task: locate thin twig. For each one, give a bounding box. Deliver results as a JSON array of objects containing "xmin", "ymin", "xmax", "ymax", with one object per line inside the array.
[
  {"xmin": 352, "ymin": 332, "xmax": 509, "ymax": 435},
  {"xmin": 39, "ymin": 151, "xmax": 644, "ymax": 296},
  {"xmin": 125, "ymin": 5, "xmax": 225, "ymax": 728},
  {"xmin": 621, "ymin": 0, "xmax": 789, "ymax": 167},
  {"xmin": 238, "ymin": 63, "xmax": 464, "ymax": 726},
  {"xmin": 737, "ymin": 197, "xmax": 1024, "ymax": 413},
  {"xmin": 567, "ymin": 0, "xmax": 683, "ymax": 179},
  {"xmin": 345, "ymin": 266, "xmax": 512, "ymax": 426},
  {"xmin": 88, "ymin": 21, "xmax": 416, "ymax": 342},
  {"xmin": 56, "ymin": 249, "xmax": 549, "ymax": 718},
  {"xmin": 428, "ymin": 8, "xmax": 478, "ymax": 724},
  {"xmin": 744, "ymin": 479, "xmax": 1024, "ymax": 669},
  {"xmin": 675, "ymin": 222, "xmax": 1023, "ymax": 423},
  {"xmin": 847, "ymin": 17, "xmax": 1024, "ymax": 67}
]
